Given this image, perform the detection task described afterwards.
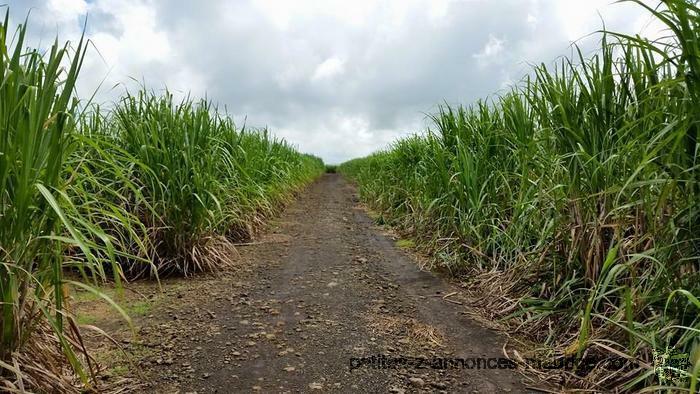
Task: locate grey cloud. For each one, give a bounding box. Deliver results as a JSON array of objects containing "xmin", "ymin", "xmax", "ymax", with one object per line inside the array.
[{"xmin": 5, "ymin": 0, "xmax": 649, "ymax": 163}]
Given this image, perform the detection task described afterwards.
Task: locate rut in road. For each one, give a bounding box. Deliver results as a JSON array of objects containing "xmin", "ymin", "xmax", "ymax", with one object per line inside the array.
[{"xmin": 139, "ymin": 174, "xmax": 534, "ymax": 393}]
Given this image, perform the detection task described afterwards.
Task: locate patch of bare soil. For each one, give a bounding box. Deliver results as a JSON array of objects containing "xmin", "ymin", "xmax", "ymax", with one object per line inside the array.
[{"xmin": 78, "ymin": 174, "xmax": 542, "ymax": 393}]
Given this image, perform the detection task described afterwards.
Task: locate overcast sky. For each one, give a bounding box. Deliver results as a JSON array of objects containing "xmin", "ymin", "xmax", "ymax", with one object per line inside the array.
[{"xmin": 6, "ymin": 0, "xmax": 662, "ymax": 163}]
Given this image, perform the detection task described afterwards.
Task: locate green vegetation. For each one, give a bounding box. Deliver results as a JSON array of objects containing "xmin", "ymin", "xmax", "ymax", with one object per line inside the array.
[
  {"xmin": 81, "ymin": 91, "xmax": 323, "ymax": 276},
  {"xmin": 395, "ymin": 239, "xmax": 415, "ymax": 249},
  {"xmin": 0, "ymin": 10, "xmax": 323, "ymax": 392},
  {"xmin": 340, "ymin": 1, "xmax": 699, "ymax": 391},
  {"xmin": 0, "ymin": 11, "xmax": 111, "ymax": 393}
]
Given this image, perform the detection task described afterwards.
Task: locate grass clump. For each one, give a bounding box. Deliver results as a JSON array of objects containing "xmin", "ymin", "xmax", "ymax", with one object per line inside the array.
[
  {"xmin": 395, "ymin": 239, "xmax": 416, "ymax": 249},
  {"xmin": 340, "ymin": 0, "xmax": 699, "ymax": 391}
]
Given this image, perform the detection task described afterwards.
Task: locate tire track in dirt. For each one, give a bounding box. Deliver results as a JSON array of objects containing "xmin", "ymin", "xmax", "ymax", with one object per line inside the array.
[{"xmin": 135, "ymin": 174, "xmax": 535, "ymax": 393}]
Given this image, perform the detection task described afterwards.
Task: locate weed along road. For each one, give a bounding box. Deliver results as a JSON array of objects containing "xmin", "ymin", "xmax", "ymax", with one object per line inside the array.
[{"xmin": 119, "ymin": 174, "xmax": 533, "ymax": 393}]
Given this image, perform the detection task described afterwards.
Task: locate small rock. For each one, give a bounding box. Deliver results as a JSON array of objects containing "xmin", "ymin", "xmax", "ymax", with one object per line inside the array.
[
  {"xmin": 309, "ymin": 382, "xmax": 323, "ymax": 390},
  {"xmin": 409, "ymin": 377, "xmax": 425, "ymax": 387}
]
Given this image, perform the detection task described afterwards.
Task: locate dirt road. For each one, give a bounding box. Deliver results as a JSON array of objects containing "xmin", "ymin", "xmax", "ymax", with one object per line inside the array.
[{"xmin": 106, "ymin": 174, "xmax": 534, "ymax": 393}]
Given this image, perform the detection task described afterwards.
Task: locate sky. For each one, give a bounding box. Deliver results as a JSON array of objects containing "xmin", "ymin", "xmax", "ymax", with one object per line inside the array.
[{"xmin": 5, "ymin": 0, "xmax": 663, "ymax": 163}]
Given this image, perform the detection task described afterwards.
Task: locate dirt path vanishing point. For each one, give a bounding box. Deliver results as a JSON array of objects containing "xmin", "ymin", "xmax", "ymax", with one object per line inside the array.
[{"xmin": 88, "ymin": 174, "xmax": 541, "ymax": 393}]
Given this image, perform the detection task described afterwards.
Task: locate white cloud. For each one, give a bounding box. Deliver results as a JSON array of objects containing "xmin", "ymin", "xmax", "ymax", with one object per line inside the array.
[
  {"xmin": 474, "ymin": 34, "xmax": 506, "ymax": 67},
  {"xmin": 251, "ymin": 0, "xmax": 377, "ymax": 30},
  {"xmin": 527, "ymin": 13, "xmax": 537, "ymax": 28},
  {"xmin": 312, "ymin": 57, "xmax": 345, "ymax": 81},
  {"xmin": 45, "ymin": 0, "xmax": 87, "ymax": 23}
]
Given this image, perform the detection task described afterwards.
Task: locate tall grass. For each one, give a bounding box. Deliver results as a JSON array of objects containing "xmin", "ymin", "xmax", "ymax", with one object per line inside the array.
[
  {"xmin": 0, "ymin": 10, "xmax": 115, "ymax": 392},
  {"xmin": 340, "ymin": 0, "xmax": 698, "ymax": 391},
  {"xmin": 82, "ymin": 90, "xmax": 324, "ymax": 276},
  {"xmin": 1, "ymin": 10, "xmax": 323, "ymax": 392}
]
